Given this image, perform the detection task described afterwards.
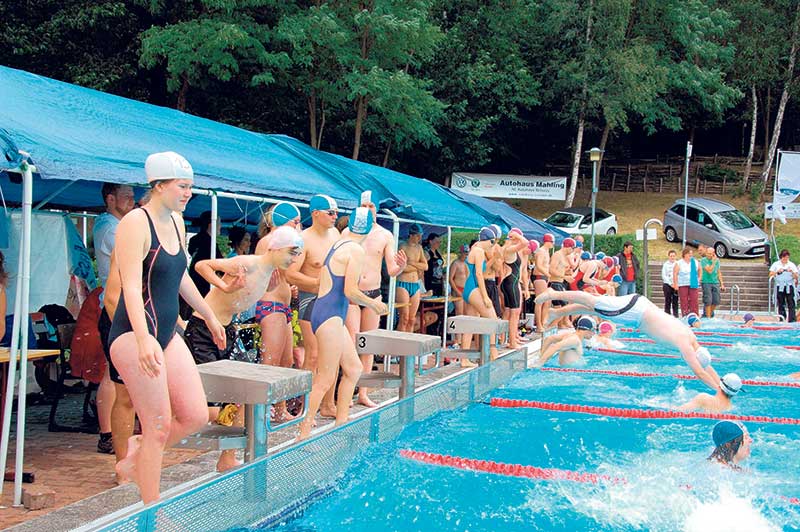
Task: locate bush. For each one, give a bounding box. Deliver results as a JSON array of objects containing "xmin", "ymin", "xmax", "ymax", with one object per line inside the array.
[
  {"xmin": 700, "ymin": 163, "xmax": 740, "ymax": 183},
  {"xmin": 447, "ymin": 229, "xmax": 478, "ymax": 255}
]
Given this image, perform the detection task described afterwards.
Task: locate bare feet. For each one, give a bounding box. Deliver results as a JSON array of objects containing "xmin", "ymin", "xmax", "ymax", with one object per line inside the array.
[
  {"xmin": 297, "ymin": 419, "xmax": 313, "ymax": 441},
  {"xmin": 272, "ymin": 408, "xmax": 298, "ymax": 424},
  {"xmin": 216, "ymin": 450, "xmax": 242, "ymax": 472},
  {"xmin": 357, "ymin": 394, "xmax": 378, "ymax": 408},
  {"xmin": 115, "ymin": 435, "xmax": 141, "ymax": 485},
  {"xmin": 460, "ymin": 358, "xmax": 477, "ymax": 368},
  {"xmin": 533, "ymin": 287, "xmax": 556, "ymax": 304},
  {"xmin": 490, "ymin": 346, "xmax": 499, "ymax": 361},
  {"xmin": 319, "ymin": 405, "xmax": 337, "ymax": 418}
]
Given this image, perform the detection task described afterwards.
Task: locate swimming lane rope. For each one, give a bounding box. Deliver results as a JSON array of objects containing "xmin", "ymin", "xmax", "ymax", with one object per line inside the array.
[
  {"xmin": 488, "ymin": 399, "xmax": 800, "ymax": 425},
  {"xmin": 623, "ymin": 338, "xmax": 733, "ymax": 347},
  {"xmin": 618, "ymin": 327, "xmax": 759, "ymax": 338},
  {"xmin": 596, "ymin": 347, "xmax": 722, "ymax": 362},
  {"xmin": 538, "ymin": 367, "xmax": 800, "ymax": 389}
]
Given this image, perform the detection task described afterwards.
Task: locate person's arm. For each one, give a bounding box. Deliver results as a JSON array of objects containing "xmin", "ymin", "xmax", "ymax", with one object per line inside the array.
[
  {"xmin": 703, "ymin": 259, "xmax": 715, "ymax": 273},
  {"xmin": 449, "ymin": 260, "xmax": 462, "ymax": 296},
  {"xmin": 673, "ymin": 262, "xmax": 679, "ymax": 289},
  {"xmin": 414, "ymin": 246, "xmax": 428, "ymax": 272},
  {"xmin": 283, "ymin": 249, "xmax": 319, "ymax": 292},
  {"xmin": 384, "ymin": 234, "xmax": 407, "ymax": 277},
  {"xmin": 343, "ymin": 247, "xmax": 388, "ymax": 313},
  {"xmin": 535, "ymin": 334, "xmax": 580, "ymax": 367},
  {"xmin": 194, "ymin": 257, "xmax": 246, "ymax": 293},
  {"xmin": 504, "ymin": 232, "xmax": 529, "ymax": 254},
  {"xmin": 718, "ymin": 263, "xmax": 725, "ymax": 290},
  {"xmin": 474, "ymin": 250, "xmax": 492, "ymax": 309}
]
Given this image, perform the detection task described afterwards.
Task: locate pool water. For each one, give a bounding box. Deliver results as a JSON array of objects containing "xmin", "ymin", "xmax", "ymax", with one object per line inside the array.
[{"xmin": 266, "ymin": 320, "xmax": 800, "ymax": 532}]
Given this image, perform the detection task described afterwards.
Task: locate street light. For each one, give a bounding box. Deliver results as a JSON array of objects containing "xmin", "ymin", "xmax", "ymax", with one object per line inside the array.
[{"xmin": 588, "ymin": 147, "xmax": 604, "ymax": 254}]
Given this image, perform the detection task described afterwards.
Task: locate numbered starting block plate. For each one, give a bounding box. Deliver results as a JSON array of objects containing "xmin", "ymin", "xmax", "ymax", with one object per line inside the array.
[
  {"xmin": 356, "ymin": 330, "xmax": 441, "ymax": 357},
  {"xmin": 446, "ymin": 316, "xmax": 508, "ymax": 335}
]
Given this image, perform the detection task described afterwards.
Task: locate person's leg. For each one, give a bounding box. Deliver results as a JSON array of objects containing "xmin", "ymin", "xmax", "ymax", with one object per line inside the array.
[
  {"xmin": 395, "ymin": 286, "xmax": 410, "ymax": 332},
  {"xmin": 405, "ymin": 291, "xmax": 421, "ymax": 332},
  {"xmin": 662, "ymin": 284, "xmax": 671, "ymax": 314},
  {"xmin": 533, "ymin": 279, "xmax": 548, "ymax": 331},
  {"xmin": 535, "ymin": 287, "xmax": 599, "ymax": 308},
  {"xmin": 357, "ymin": 305, "xmax": 380, "ymax": 407},
  {"xmin": 453, "ymin": 298, "xmax": 464, "ymax": 347},
  {"xmin": 96, "ymin": 365, "xmax": 116, "ymax": 452},
  {"xmin": 299, "ymin": 319, "xmax": 318, "ymax": 372},
  {"xmin": 335, "ymin": 326, "xmax": 362, "ymax": 425},
  {"xmin": 776, "ymin": 290, "xmax": 787, "ymax": 321},
  {"xmin": 789, "ymin": 287, "xmax": 797, "ymax": 322},
  {"xmin": 670, "ymin": 287, "xmax": 679, "ymax": 317},
  {"xmin": 260, "ymin": 312, "xmax": 296, "ymax": 419},
  {"xmin": 508, "ymin": 307, "xmax": 522, "ymax": 348},
  {"xmin": 110, "ymin": 382, "xmax": 135, "ymax": 481},
  {"xmin": 467, "ymin": 290, "xmax": 499, "ymax": 360},
  {"xmin": 678, "ymin": 286, "xmax": 689, "ymax": 316},
  {"xmin": 689, "ymin": 288, "xmax": 699, "ymax": 316},
  {"xmin": 298, "ymin": 320, "xmax": 343, "ymax": 440}
]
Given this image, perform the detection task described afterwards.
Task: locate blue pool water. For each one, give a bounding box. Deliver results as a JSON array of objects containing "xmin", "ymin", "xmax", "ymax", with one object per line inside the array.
[{"xmin": 266, "ymin": 320, "xmax": 800, "ymax": 532}]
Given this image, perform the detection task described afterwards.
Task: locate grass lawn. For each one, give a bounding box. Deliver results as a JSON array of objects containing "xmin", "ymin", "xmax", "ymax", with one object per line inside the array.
[{"xmin": 510, "ymin": 190, "xmax": 798, "ymax": 264}]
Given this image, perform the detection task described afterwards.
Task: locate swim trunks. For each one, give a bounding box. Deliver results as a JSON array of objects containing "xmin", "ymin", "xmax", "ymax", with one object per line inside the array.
[
  {"xmin": 548, "ymin": 280, "xmax": 569, "ymax": 308},
  {"xmin": 594, "ymin": 294, "xmax": 648, "ymax": 328},
  {"xmin": 397, "ymin": 280, "xmax": 420, "ymax": 298},
  {"xmin": 485, "ymin": 279, "xmax": 502, "ymax": 318},
  {"xmin": 533, "ymin": 273, "xmax": 549, "ymax": 282},
  {"xmin": 358, "ymin": 288, "xmax": 382, "ymax": 309},
  {"xmin": 297, "ymin": 290, "xmax": 317, "ymax": 322},
  {"xmin": 256, "ymin": 300, "xmax": 292, "ymax": 324},
  {"xmin": 184, "ymin": 315, "xmax": 236, "ymax": 366}
]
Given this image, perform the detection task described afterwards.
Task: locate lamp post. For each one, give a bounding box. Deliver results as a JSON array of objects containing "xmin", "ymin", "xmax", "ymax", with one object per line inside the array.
[
  {"xmin": 588, "ymin": 147, "xmax": 604, "ymax": 253},
  {"xmin": 682, "ymin": 141, "xmax": 692, "ymax": 247}
]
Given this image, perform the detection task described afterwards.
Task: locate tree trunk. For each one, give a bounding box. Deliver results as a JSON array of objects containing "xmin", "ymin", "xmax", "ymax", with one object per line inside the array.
[
  {"xmin": 317, "ymin": 99, "xmax": 326, "ymax": 149},
  {"xmin": 352, "ymin": 96, "xmax": 367, "ymax": 160},
  {"xmin": 743, "ymin": 85, "xmax": 758, "ymax": 187},
  {"xmin": 763, "ymin": 87, "xmax": 771, "ymax": 162},
  {"xmin": 308, "ymin": 91, "xmax": 318, "ymax": 149},
  {"xmin": 761, "ymin": 5, "xmax": 800, "ymax": 185},
  {"xmin": 565, "ymin": 109, "xmax": 586, "ymax": 208},
  {"xmin": 176, "ymin": 75, "xmax": 189, "ymax": 112},
  {"xmin": 382, "ymin": 138, "xmax": 392, "ymax": 167},
  {"xmin": 597, "ymin": 122, "xmax": 611, "ymax": 177}
]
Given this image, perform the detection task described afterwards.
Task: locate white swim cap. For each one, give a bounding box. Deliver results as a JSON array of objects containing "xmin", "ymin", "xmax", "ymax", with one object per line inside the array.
[
  {"xmin": 720, "ymin": 373, "xmax": 743, "ymax": 396},
  {"xmin": 145, "ymin": 151, "xmax": 193, "ymax": 183},
  {"xmin": 695, "ymin": 346, "xmax": 711, "ymax": 368},
  {"xmin": 267, "ymin": 225, "xmax": 304, "ymax": 251}
]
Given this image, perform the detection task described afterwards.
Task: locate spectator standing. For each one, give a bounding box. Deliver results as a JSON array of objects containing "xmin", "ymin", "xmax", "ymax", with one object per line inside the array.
[
  {"xmin": 188, "ymin": 210, "xmax": 222, "ymax": 297},
  {"xmin": 661, "ymin": 249, "xmax": 679, "ymax": 317},
  {"xmin": 769, "ymin": 249, "xmax": 798, "ymax": 322},
  {"xmin": 674, "ymin": 247, "xmax": 702, "ymax": 316},
  {"xmin": 93, "ymin": 183, "xmax": 134, "ymax": 454},
  {"xmin": 423, "ymin": 233, "xmax": 445, "ymax": 297},
  {"xmin": 226, "ymin": 225, "xmax": 251, "ymax": 258},
  {"xmin": 701, "ymin": 247, "xmax": 725, "ymax": 318},
  {"xmin": 615, "ymin": 241, "xmax": 639, "ymax": 296}
]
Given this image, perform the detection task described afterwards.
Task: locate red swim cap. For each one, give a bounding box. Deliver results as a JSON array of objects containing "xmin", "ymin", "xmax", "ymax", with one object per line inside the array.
[
  {"xmin": 543, "ymin": 233, "xmax": 555, "ymax": 243},
  {"xmin": 508, "ymin": 227, "xmax": 523, "ymax": 237},
  {"xmin": 602, "ymin": 257, "xmax": 614, "ymax": 268},
  {"xmin": 528, "ymin": 240, "xmax": 540, "ymax": 253},
  {"xmin": 562, "ymin": 237, "xmax": 576, "ymax": 248}
]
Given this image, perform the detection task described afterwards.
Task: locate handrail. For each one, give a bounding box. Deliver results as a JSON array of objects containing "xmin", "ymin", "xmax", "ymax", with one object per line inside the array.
[
  {"xmin": 729, "ymin": 284, "xmax": 741, "ymax": 314},
  {"xmin": 768, "ymin": 276, "xmax": 775, "ymax": 315},
  {"xmin": 641, "ymin": 218, "xmax": 663, "ymax": 297}
]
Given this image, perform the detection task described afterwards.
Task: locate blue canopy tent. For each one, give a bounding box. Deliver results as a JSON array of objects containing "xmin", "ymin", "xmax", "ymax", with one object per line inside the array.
[{"xmin": 447, "ymin": 188, "xmax": 570, "ymax": 243}]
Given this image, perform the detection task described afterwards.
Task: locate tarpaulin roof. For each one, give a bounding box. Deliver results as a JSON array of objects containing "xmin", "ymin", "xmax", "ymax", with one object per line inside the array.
[{"xmin": 0, "ymin": 65, "xmax": 490, "ymax": 228}]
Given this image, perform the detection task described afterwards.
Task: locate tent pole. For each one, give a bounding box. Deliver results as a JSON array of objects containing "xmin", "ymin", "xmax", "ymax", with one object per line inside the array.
[
  {"xmin": 13, "ymin": 162, "xmax": 33, "ymax": 505},
  {"xmin": 81, "ymin": 211, "xmax": 88, "ymax": 247},
  {"xmin": 0, "ymin": 197, "xmax": 27, "ymax": 496},
  {"xmin": 210, "ymin": 192, "xmax": 218, "ymax": 259},
  {"xmin": 442, "ymin": 227, "xmax": 452, "ymax": 349},
  {"xmin": 383, "ymin": 209, "xmax": 400, "ymax": 372}
]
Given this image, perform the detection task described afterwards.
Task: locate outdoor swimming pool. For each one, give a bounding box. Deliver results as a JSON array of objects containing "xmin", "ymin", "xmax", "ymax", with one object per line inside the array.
[
  {"xmin": 97, "ymin": 322, "xmax": 799, "ymax": 532},
  {"xmin": 266, "ymin": 321, "xmax": 800, "ymax": 532}
]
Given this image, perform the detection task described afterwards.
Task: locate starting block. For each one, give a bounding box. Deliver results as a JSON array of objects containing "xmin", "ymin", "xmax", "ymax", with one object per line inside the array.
[
  {"xmin": 356, "ymin": 330, "xmax": 441, "ymax": 398},
  {"xmin": 178, "ymin": 360, "xmax": 311, "ymax": 460},
  {"xmin": 446, "ymin": 316, "xmax": 508, "ymax": 365}
]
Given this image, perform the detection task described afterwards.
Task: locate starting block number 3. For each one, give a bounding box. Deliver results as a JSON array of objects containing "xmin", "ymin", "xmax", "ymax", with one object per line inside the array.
[{"xmin": 358, "ymin": 336, "xmax": 367, "ymax": 349}]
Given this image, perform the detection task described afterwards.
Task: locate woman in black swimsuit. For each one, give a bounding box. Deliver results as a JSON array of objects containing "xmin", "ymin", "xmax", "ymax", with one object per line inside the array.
[
  {"xmin": 499, "ymin": 229, "xmax": 529, "ymax": 348},
  {"xmin": 109, "ymin": 152, "xmax": 225, "ymax": 503}
]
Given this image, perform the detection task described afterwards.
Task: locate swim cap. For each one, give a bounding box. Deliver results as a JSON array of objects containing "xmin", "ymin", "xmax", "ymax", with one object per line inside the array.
[
  {"xmin": 695, "ymin": 346, "xmax": 711, "ymax": 368},
  {"xmin": 712, "ymin": 420, "xmax": 746, "ymax": 447},
  {"xmin": 611, "ymin": 274, "xmax": 623, "ymax": 283},
  {"xmin": 270, "ymin": 202, "xmax": 301, "ymax": 227},
  {"xmin": 595, "ymin": 252, "xmax": 606, "ymax": 260},
  {"xmin": 309, "ymin": 194, "xmax": 338, "ymax": 213},
  {"xmin": 528, "ymin": 240, "xmax": 540, "ymax": 253},
  {"xmin": 613, "ymin": 256, "xmax": 620, "ymax": 266},
  {"xmin": 479, "ymin": 227, "xmax": 496, "ymax": 241},
  {"xmin": 576, "ymin": 316, "xmax": 597, "ymax": 331},
  {"xmin": 598, "ymin": 321, "xmax": 615, "ymax": 335},
  {"xmin": 743, "ymin": 313, "xmax": 755, "ymax": 323},
  {"xmin": 145, "ymin": 151, "xmax": 193, "ymax": 183},
  {"xmin": 720, "ymin": 373, "xmax": 743, "ymax": 396},
  {"xmin": 508, "ymin": 227, "xmax": 523, "ymax": 238},
  {"xmin": 562, "ymin": 237, "xmax": 576, "ymax": 249},
  {"xmin": 348, "ymin": 207, "xmax": 374, "ymax": 235},
  {"xmin": 580, "ymin": 251, "xmax": 592, "ymax": 260},
  {"xmin": 602, "ymin": 257, "xmax": 614, "ymax": 268},
  {"xmin": 267, "ymin": 225, "xmax": 304, "ymax": 250},
  {"xmin": 490, "ymin": 224, "xmax": 502, "ymax": 238},
  {"xmin": 575, "ymin": 240, "xmax": 583, "ymax": 248},
  {"xmin": 460, "ymin": 244, "xmax": 470, "ymax": 253},
  {"xmin": 543, "ymin": 233, "xmax": 555, "ymax": 243},
  {"xmin": 686, "ymin": 313, "xmax": 700, "ymax": 327},
  {"xmin": 407, "ymin": 223, "xmax": 422, "ymax": 236},
  {"xmin": 360, "ymin": 190, "xmax": 373, "ymax": 206}
]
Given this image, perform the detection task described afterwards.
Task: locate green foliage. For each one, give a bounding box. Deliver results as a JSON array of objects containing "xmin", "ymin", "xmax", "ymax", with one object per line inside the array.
[
  {"xmin": 447, "ymin": 230, "xmax": 478, "ymax": 254},
  {"xmin": 771, "ymin": 235, "xmax": 800, "ymax": 263},
  {"xmin": 699, "ymin": 164, "xmax": 740, "ymax": 183}
]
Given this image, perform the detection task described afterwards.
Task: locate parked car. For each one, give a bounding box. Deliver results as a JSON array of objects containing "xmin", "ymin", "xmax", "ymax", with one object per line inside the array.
[
  {"xmin": 662, "ymin": 198, "xmax": 768, "ymax": 258},
  {"xmin": 544, "ymin": 207, "xmax": 618, "ymax": 235}
]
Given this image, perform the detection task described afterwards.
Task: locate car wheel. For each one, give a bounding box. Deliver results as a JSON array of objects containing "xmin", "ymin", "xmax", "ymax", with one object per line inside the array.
[
  {"xmin": 606, "ymin": 227, "xmax": 616, "ymax": 235},
  {"xmin": 714, "ymin": 243, "xmax": 727, "ymax": 258},
  {"xmin": 665, "ymin": 227, "xmax": 678, "ymax": 242}
]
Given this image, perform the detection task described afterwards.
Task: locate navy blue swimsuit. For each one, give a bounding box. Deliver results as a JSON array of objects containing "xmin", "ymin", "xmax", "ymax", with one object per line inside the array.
[
  {"xmin": 108, "ymin": 210, "xmax": 186, "ymax": 350},
  {"xmin": 311, "ymin": 241, "xmax": 355, "ymax": 333}
]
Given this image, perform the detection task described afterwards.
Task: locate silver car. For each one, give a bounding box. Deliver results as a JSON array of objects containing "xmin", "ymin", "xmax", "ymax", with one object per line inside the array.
[{"xmin": 662, "ymin": 198, "xmax": 768, "ymax": 258}]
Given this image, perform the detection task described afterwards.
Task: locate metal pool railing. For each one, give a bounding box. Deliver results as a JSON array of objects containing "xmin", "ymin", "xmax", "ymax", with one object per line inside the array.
[{"xmin": 89, "ymin": 350, "xmax": 528, "ymax": 532}]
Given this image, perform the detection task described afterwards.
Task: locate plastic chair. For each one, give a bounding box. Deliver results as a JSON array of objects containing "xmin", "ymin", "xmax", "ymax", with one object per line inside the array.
[{"xmin": 48, "ymin": 323, "xmax": 98, "ymax": 433}]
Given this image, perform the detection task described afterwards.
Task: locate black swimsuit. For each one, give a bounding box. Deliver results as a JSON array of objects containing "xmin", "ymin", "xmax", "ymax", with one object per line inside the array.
[
  {"xmin": 501, "ymin": 256, "xmax": 522, "ymax": 309},
  {"xmin": 108, "ymin": 210, "xmax": 186, "ymax": 350}
]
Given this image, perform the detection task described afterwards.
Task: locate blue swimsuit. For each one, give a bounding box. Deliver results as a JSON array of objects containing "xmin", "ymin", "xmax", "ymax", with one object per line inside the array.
[
  {"xmin": 311, "ymin": 241, "xmax": 354, "ymax": 333},
  {"xmin": 462, "ymin": 259, "xmax": 486, "ymax": 302}
]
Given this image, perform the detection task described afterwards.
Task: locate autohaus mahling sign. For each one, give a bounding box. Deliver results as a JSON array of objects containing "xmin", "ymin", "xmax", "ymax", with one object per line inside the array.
[{"xmin": 450, "ymin": 172, "xmax": 567, "ymax": 200}]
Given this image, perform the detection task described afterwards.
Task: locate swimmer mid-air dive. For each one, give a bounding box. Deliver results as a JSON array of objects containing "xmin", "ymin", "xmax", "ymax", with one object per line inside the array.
[{"xmin": 535, "ymin": 289, "xmax": 722, "ymax": 392}]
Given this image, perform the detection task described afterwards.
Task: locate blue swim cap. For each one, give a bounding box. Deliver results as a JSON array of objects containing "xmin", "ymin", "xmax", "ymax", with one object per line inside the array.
[
  {"xmin": 407, "ymin": 223, "xmax": 422, "ymax": 236},
  {"xmin": 349, "ymin": 207, "xmax": 374, "ymax": 235},
  {"xmin": 611, "ymin": 274, "xmax": 623, "ymax": 283},
  {"xmin": 271, "ymin": 202, "xmax": 301, "ymax": 227},
  {"xmin": 575, "ymin": 240, "xmax": 583, "ymax": 248},
  {"xmin": 712, "ymin": 420, "xmax": 745, "ymax": 447},
  {"xmin": 595, "ymin": 252, "xmax": 606, "ymax": 260},
  {"xmin": 479, "ymin": 227, "xmax": 495, "ymax": 241},
  {"xmin": 490, "ymin": 224, "xmax": 502, "ymax": 238},
  {"xmin": 580, "ymin": 251, "xmax": 592, "ymax": 260},
  {"xmin": 309, "ymin": 194, "xmax": 338, "ymax": 213},
  {"xmin": 686, "ymin": 313, "xmax": 700, "ymax": 326},
  {"xmin": 743, "ymin": 313, "xmax": 755, "ymax": 323},
  {"xmin": 576, "ymin": 316, "xmax": 597, "ymax": 331}
]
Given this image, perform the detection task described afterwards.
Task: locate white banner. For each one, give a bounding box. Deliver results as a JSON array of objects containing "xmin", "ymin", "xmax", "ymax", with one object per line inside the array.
[
  {"xmin": 451, "ymin": 172, "xmax": 567, "ymax": 200},
  {"xmin": 765, "ymin": 202, "xmax": 800, "ymax": 220},
  {"xmin": 773, "ymin": 151, "xmax": 800, "ymax": 221}
]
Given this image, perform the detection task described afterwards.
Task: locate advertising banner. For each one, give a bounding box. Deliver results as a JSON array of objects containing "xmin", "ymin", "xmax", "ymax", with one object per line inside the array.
[{"xmin": 451, "ymin": 173, "xmax": 567, "ymax": 200}]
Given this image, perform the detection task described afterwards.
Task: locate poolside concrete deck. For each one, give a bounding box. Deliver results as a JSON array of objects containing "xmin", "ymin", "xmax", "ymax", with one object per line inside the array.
[{"xmin": 2, "ymin": 337, "xmax": 540, "ymax": 531}]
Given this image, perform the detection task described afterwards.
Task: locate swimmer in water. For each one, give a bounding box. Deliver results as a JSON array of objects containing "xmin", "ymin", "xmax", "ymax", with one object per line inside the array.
[
  {"xmin": 708, "ymin": 420, "xmax": 751, "ymax": 469},
  {"xmin": 534, "ymin": 288, "xmax": 722, "ymax": 391},
  {"xmin": 740, "ymin": 313, "xmax": 756, "ymax": 328},
  {"xmin": 535, "ymin": 316, "xmax": 596, "ymax": 366},
  {"xmin": 589, "ymin": 321, "xmax": 623, "ymax": 349},
  {"xmin": 684, "ymin": 312, "xmax": 702, "ymax": 328},
  {"xmin": 298, "ymin": 208, "xmax": 389, "ymax": 440},
  {"xmin": 679, "ymin": 373, "xmax": 743, "ymax": 413}
]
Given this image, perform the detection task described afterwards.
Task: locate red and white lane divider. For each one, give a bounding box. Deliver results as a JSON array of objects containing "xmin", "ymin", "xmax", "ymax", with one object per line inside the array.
[
  {"xmin": 618, "ymin": 327, "xmax": 759, "ymax": 338},
  {"xmin": 623, "ymin": 337, "xmax": 733, "ymax": 347},
  {"xmin": 538, "ymin": 367, "xmax": 800, "ymax": 389},
  {"xmin": 596, "ymin": 347, "xmax": 722, "ymax": 362},
  {"xmin": 399, "ymin": 450, "xmax": 800, "ymax": 504},
  {"xmin": 488, "ymin": 398, "xmax": 800, "ymax": 425}
]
